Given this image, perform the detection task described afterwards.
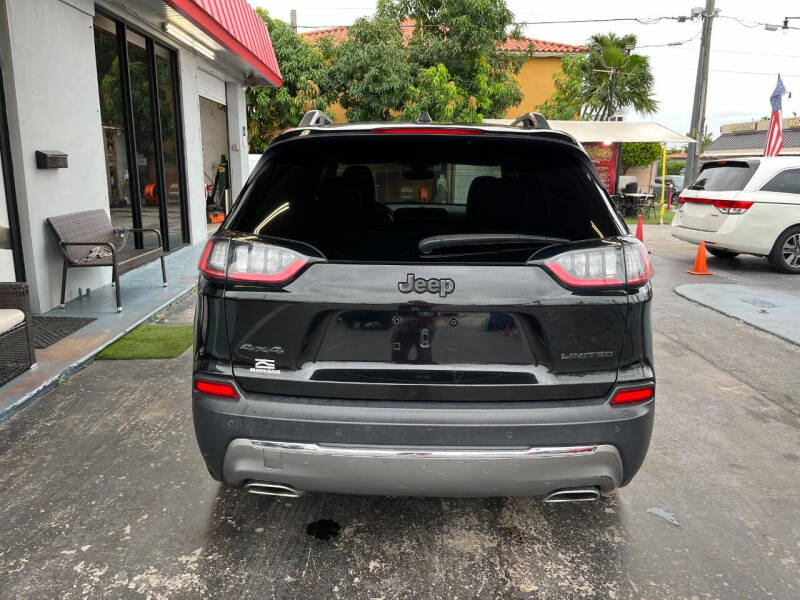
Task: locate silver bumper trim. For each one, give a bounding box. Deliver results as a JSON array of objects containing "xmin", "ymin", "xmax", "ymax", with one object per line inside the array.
[
  {"xmin": 250, "ymin": 440, "xmax": 600, "ymax": 459},
  {"xmin": 223, "ymin": 439, "xmax": 623, "ymax": 497}
]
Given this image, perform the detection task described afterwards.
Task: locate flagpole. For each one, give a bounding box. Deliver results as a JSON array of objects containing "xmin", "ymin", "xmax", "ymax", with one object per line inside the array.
[{"xmin": 659, "ymin": 144, "xmax": 667, "ymax": 225}]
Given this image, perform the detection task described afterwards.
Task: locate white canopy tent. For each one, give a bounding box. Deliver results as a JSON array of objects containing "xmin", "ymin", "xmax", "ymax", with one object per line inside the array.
[
  {"xmin": 484, "ymin": 119, "xmax": 694, "ymax": 144},
  {"xmin": 484, "ymin": 119, "xmax": 695, "ymax": 224}
]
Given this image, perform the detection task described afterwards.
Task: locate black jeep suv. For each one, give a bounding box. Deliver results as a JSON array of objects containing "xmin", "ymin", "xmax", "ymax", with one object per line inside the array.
[{"xmin": 192, "ymin": 112, "xmax": 654, "ymax": 502}]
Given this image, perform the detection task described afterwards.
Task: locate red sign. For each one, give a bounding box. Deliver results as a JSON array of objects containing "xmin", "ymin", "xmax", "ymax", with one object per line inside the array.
[{"xmin": 583, "ymin": 142, "xmax": 619, "ymax": 194}]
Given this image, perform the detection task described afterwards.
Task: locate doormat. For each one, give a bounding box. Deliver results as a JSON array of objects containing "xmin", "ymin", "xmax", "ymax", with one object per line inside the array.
[{"xmin": 29, "ymin": 316, "xmax": 96, "ymax": 349}]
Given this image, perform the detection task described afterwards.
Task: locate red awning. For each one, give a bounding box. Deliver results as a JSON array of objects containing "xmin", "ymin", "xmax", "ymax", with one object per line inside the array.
[{"xmin": 164, "ymin": 0, "xmax": 281, "ymax": 86}]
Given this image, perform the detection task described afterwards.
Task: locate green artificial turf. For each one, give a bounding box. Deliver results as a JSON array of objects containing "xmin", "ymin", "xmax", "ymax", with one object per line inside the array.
[
  {"xmin": 625, "ymin": 211, "xmax": 675, "ymax": 226},
  {"xmin": 97, "ymin": 324, "xmax": 193, "ymax": 360}
]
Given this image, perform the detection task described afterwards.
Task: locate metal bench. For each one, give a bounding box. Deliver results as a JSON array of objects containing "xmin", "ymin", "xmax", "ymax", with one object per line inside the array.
[
  {"xmin": 0, "ymin": 282, "xmax": 35, "ymax": 386},
  {"xmin": 47, "ymin": 209, "xmax": 166, "ymax": 312}
]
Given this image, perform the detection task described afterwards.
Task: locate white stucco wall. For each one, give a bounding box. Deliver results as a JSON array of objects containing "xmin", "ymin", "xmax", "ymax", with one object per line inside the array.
[
  {"xmin": 0, "ymin": 0, "xmax": 255, "ymax": 312},
  {"xmin": 174, "ymin": 49, "xmax": 210, "ymax": 248},
  {"xmin": 0, "ymin": 0, "xmax": 109, "ymax": 313},
  {"xmin": 225, "ymin": 81, "xmax": 249, "ymax": 199}
]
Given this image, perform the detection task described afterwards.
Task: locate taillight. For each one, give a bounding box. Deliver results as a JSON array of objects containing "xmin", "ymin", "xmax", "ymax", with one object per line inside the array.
[
  {"xmin": 228, "ymin": 241, "xmax": 308, "ymax": 282},
  {"xmin": 678, "ymin": 197, "xmax": 753, "ymax": 214},
  {"xmin": 195, "ymin": 379, "xmax": 238, "ymax": 399},
  {"xmin": 623, "ymin": 240, "xmax": 653, "ymax": 286},
  {"xmin": 543, "ymin": 240, "xmax": 651, "ymax": 288},
  {"xmin": 198, "ymin": 239, "xmax": 229, "ymax": 279},
  {"xmin": 373, "ymin": 127, "xmax": 483, "ymax": 135},
  {"xmin": 610, "ymin": 385, "xmax": 654, "ymax": 405},
  {"xmin": 544, "ymin": 246, "xmax": 624, "ymax": 287},
  {"xmin": 712, "ymin": 200, "xmax": 753, "ymax": 214},
  {"xmin": 198, "ymin": 239, "xmax": 310, "ymax": 283}
]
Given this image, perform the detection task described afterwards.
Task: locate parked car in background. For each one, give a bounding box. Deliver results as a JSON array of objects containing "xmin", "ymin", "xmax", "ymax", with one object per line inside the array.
[
  {"xmin": 672, "ymin": 157, "xmax": 800, "ymax": 272},
  {"xmin": 192, "ymin": 112, "xmax": 655, "ymax": 502},
  {"xmin": 653, "ymin": 175, "xmax": 684, "ymax": 202}
]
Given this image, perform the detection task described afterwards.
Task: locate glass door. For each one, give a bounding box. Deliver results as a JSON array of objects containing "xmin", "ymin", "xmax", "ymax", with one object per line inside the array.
[
  {"xmin": 94, "ymin": 16, "xmax": 135, "ymax": 246},
  {"xmin": 94, "ymin": 15, "xmax": 189, "ymax": 252},
  {"xmin": 154, "ymin": 44, "xmax": 188, "ymax": 250},
  {"xmin": 0, "ymin": 67, "xmax": 23, "ymax": 281}
]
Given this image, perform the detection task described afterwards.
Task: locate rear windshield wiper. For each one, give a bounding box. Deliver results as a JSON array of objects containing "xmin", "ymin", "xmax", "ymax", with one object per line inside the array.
[{"xmin": 419, "ymin": 233, "xmax": 569, "ymax": 255}]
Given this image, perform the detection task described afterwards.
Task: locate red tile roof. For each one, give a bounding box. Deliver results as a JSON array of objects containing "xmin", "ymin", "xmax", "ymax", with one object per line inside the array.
[
  {"xmin": 497, "ymin": 37, "xmax": 588, "ymax": 54},
  {"xmin": 301, "ymin": 21, "xmax": 587, "ymax": 55}
]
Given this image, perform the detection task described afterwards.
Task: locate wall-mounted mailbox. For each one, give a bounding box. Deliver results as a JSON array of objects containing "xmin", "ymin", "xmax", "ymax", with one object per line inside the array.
[{"xmin": 36, "ymin": 150, "xmax": 68, "ymax": 169}]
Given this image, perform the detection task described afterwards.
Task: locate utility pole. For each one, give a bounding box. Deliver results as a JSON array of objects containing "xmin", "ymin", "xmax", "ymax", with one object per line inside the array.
[
  {"xmin": 290, "ymin": 9, "xmax": 297, "ymax": 34},
  {"xmin": 685, "ymin": 0, "xmax": 716, "ymax": 182}
]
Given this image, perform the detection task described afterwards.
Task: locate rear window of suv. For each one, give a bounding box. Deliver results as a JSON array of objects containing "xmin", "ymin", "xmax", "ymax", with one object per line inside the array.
[
  {"xmin": 688, "ymin": 161, "xmax": 757, "ymax": 191},
  {"xmin": 226, "ymin": 135, "xmax": 621, "ymax": 263}
]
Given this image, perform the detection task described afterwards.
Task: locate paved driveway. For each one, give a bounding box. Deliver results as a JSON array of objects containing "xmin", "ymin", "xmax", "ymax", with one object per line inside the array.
[{"xmin": 1, "ymin": 228, "xmax": 799, "ymax": 599}]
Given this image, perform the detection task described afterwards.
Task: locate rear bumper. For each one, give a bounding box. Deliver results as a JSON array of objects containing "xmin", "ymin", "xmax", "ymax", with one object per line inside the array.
[
  {"xmin": 192, "ymin": 383, "xmax": 654, "ymax": 497},
  {"xmin": 223, "ymin": 439, "xmax": 623, "ymax": 497},
  {"xmin": 671, "ymin": 210, "xmax": 775, "ymax": 255}
]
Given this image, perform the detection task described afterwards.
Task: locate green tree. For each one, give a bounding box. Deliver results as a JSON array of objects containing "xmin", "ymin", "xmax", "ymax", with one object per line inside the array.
[
  {"xmin": 621, "ymin": 142, "xmax": 662, "ymax": 173},
  {"xmin": 247, "ymin": 9, "xmax": 334, "ymax": 152},
  {"xmin": 402, "ymin": 64, "xmax": 480, "ymax": 122},
  {"xmin": 536, "ymin": 32, "xmax": 657, "ymax": 121},
  {"xmin": 582, "ymin": 33, "xmax": 657, "ymax": 120},
  {"xmin": 322, "ymin": 17, "xmax": 412, "ymax": 121},
  {"xmin": 536, "ymin": 54, "xmax": 586, "ymax": 120},
  {"xmin": 325, "ymin": 0, "xmax": 527, "ymax": 122},
  {"xmin": 656, "ymin": 159, "xmax": 686, "ymax": 175}
]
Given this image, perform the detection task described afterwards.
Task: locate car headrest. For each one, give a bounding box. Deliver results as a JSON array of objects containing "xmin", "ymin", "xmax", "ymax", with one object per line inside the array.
[
  {"xmin": 342, "ymin": 166, "xmax": 376, "ymax": 207},
  {"xmin": 466, "ymin": 177, "xmax": 524, "ymax": 229}
]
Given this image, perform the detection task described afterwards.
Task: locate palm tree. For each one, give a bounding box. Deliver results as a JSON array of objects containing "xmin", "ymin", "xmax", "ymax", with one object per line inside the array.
[{"xmin": 580, "ymin": 33, "xmax": 657, "ymax": 121}]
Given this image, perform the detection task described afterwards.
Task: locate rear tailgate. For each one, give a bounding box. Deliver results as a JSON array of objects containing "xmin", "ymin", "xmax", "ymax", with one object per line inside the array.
[
  {"xmin": 214, "ymin": 131, "xmax": 642, "ymax": 403},
  {"xmin": 225, "ymin": 261, "xmax": 629, "ymax": 401},
  {"xmin": 676, "ymin": 190, "xmax": 741, "ymax": 232},
  {"xmin": 676, "ymin": 160, "xmax": 758, "ymax": 232}
]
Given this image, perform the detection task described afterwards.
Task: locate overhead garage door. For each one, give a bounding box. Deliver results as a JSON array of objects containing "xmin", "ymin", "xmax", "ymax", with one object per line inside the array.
[{"xmin": 197, "ymin": 69, "xmax": 226, "ymax": 105}]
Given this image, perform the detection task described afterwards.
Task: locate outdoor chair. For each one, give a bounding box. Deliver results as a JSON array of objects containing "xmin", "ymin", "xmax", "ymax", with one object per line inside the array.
[
  {"xmin": 47, "ymin": 209, "xmax": 167, "ymax": 313},
  {"xmin": 0, "ymin": 282, "xmax": 35, "ymax": 386}
]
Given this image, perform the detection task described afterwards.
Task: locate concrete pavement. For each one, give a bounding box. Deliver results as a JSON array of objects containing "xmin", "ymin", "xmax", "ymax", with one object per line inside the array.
[{"xmin": 1, "ymin": 230, "xmax": 799, "ymax": 599}]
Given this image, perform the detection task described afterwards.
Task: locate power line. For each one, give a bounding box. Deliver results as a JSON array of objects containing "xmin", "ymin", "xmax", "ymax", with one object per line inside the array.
[
  {"xmin": 712, "ymin": 69, "xmax": 800, "ymax": 78},
  {"xmin": 638, "ymin": 31, "xmax": 701, "ymax": 48},
  {"xmin": 295, "ymin": 15, "xmax": 685, "ymax": 29}
]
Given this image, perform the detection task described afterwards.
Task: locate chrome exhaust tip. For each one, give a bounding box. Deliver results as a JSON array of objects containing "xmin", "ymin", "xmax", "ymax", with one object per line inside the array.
[
  {"xmin": 244, "ymin": 481, "xmax": 304, "ymax": 498},
  {"xmin": 542, "ymin": 486, "xmax": 600, "ymax": 503}
]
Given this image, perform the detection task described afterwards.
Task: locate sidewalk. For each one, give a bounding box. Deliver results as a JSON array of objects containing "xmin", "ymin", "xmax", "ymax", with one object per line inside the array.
[{"xmin": 0, "ymin": 242, "xmax": 204, "ymax": 423}]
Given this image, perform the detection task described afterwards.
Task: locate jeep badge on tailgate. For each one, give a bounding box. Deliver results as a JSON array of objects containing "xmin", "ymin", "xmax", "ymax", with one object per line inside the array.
[{"xmin": 398, "ymin": 273, "xmax": 455, "ymax": 297}]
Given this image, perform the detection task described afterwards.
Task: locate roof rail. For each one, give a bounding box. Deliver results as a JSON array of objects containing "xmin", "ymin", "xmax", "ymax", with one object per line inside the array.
[
  {"xmin": 510, "ymin": 112, "xmax": 550, "ymax": 130},
  {"xmin": 298, "ymin": 110, "xmax": 334, "ymax": 127}
]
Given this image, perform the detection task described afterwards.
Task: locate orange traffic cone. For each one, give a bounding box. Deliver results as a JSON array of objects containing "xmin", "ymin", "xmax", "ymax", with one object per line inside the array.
[
  {"xmin": 635, "ymin": 214, "xmax": 644, "ymax": 242},
  {"xmin": 688, "ymin": 241, "xmax": 713, "ymax": 275}
]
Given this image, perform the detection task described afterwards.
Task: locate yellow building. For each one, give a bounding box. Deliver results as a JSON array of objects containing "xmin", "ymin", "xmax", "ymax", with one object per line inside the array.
[{"xmin": 301, "ymin": 24, "xmax": 588, "ymax": 122}]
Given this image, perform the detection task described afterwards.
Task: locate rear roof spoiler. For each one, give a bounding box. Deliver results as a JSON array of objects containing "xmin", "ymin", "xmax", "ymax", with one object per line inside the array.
[{"xmin": 510, "ymin": 112, "xmax": 550, "ymax": 130}]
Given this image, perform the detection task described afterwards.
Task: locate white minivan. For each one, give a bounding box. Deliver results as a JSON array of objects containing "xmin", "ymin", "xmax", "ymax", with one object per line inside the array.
[{"xmin": 672, "ymin": 157, "xmax": 800, "ymax": 273}]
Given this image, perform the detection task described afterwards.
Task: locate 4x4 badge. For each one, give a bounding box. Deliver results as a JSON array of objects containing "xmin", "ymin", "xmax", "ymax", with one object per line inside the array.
[{"xmin": 398, "ymin": 273, "xmax": 455, "ymax": 297}]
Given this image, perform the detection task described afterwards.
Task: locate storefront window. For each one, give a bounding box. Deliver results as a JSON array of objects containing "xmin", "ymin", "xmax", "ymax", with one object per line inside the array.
[
  {"xmin": 126, "ymin": 31, "xmax": 160, "ymax": 249},
  {"xmin": 155, "ymin": 44, "xmax": 186, "ymax": 250},
  {"xmin": 93, "ymin": 15, "xmax": 188, "ymax": 252},
  {"xmin": 0, "ymin": 162, "xmax": 14, "ymax": 282},
  {"xmin": 94, "ymin": 16, "xmax": 134, "ymax": 245}
]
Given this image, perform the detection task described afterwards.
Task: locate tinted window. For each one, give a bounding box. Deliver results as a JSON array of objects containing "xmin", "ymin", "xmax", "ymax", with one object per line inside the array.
[
  {"xmin": 227, "ymin": 136, "xmax": 620, "ymax": 263},
  {"xmin": 689, "ymin": 162, "xmax": 756, "ymax": 191},
  {"xmin": 762, "ymin": 168, "xmax": 800, "ymax": 194}
]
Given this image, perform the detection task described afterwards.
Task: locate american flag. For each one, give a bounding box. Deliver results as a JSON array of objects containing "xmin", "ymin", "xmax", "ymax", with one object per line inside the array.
[{"xmin": 764, "ymin": 75, "xmax": 786, "ymax": 157}]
